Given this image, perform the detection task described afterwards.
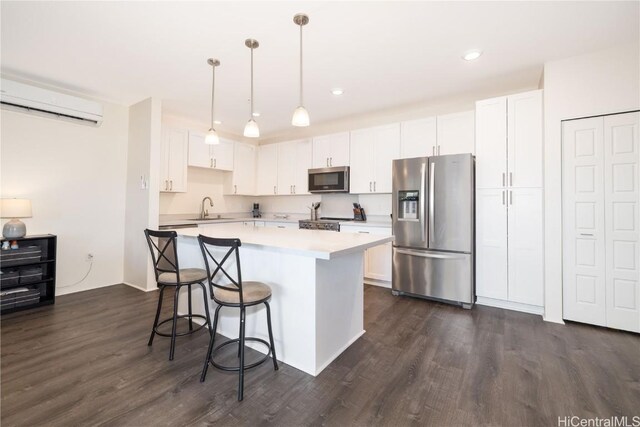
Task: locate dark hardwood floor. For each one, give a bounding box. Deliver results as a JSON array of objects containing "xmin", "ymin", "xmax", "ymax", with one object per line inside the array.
[{"xmin": 1, "ymin": 284, "xmax": 639, "ymax": 426}]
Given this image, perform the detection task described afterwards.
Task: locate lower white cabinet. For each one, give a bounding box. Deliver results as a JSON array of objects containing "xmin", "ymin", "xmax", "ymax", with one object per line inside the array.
[
  {"xmin": 476, "ymin": 187, "xmax": 543, "ymax": 312},
  {"xmin": 224, "ymin": 142, "xmax": 256, "ymax": 195},
  {"xmin": 340, "ymin": 225, "xmax": 392, "ymax": 285},
  {"xmin": 160, "ymin": 127, "xmax": 188, "ymax": 192}
]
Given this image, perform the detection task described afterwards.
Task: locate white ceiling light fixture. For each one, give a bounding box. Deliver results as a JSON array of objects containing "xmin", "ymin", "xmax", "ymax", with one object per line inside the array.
[
  {"xmin": 291, "ymin": 13, "xmax": 310, "ymax": 127},
  {"xmin": 205, "ymin": 58, "xmax": 221, "ymax": 145},
  {"xmin": 244, "ymin": 38, "xmax": 260, "ymax": 138},
  {"xmin": 462, "ymin": 50, "xmax": 483, "ymax": 61},
  {"xmin": 331, "ymin": 88, "xmax": 344, "ymax": 96}
]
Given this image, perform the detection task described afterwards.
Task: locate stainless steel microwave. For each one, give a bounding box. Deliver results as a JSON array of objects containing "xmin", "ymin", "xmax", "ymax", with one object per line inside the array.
[{"xmin": 308, "ymin": 166, "xmax": 350, "ymax": 193}]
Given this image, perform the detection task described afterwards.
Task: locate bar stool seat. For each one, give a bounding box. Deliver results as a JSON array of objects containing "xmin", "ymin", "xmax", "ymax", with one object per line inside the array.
[
  {"xmin": 159, "ymin": 268, "xmax": 207, "ymax": 285},
  {"xmin": 213, "ymin": 281, "xmax": 271, "ymax": 304}
]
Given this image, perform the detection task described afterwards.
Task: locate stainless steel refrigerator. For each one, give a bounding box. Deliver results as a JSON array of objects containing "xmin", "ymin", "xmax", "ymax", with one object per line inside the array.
[{"xmin": 391, "ymin": 154, "xmax": 475, "ymax": 308}]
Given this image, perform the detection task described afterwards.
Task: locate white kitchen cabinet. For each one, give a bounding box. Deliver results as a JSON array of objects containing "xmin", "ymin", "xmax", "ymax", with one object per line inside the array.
[
  {"xmin": 562, "ymin": 112, "xmax": 640, "ymax": 333},
  {"xmin": 223, "ymin": 142, "xmax": 256, "ymax": 195},
  {"xmin": 436, "ymin": 110, "xmax": 475, "ymax": 155},
  {"xmin": 340, "ymin": 225, "xmax": 392, "ymax": 285},
  {"xmin": 256, "ymin": 144, "xmax": 279, "ymax": 195},
  {"xmin": 160, "ymin": 127, "xmax": 188, "ymax": 192},
  {"xmin": 188, "ymin": 131, "xmax": 234, "ymax": 171},
  {"xmin": 476, "ymin": 90, "xmax": 542, "ymax": 189},
  {"xmin": 350, "ymin": 123, "xmax": 401, "ymax": 194},
  {"xmin": 312, "ymin": 132, "xmax": 350, "ymax": 168},
  {"xmin": 476, "ymin": 189, "xmax": 508, "ymax": 300},
  {"xmin": 400, "ymin": 117, "xmax": 437, "ymax": 158},
  {"xmin": 277, "ymin": 139, "xmax": 312, "ymax": 195}
]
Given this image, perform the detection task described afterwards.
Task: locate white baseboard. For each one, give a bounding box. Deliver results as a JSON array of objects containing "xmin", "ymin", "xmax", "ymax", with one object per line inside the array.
[
  {"xmin": 364, "ymin": 278, "xmax": 391, "ymax": 289},
  {"xmin": 123, "ymin": 282, "xmax": 157, "ymax": 292},
  {"xmin": 476, "ymin": 296, "xmax": 544, "ymax": 316}
]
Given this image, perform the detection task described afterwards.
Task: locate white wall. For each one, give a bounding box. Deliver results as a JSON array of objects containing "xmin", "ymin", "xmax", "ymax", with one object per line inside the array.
[
  {"xmin": 123, "ymin": 98, "xmax": 161, "ymax": 291},
  {"xmin": 0, "ymin": 103, "xmax": 129, "ymax": 295},
  {"xmin": 543, "ymin": 43, "xmax": 640, "ymax": 323}
]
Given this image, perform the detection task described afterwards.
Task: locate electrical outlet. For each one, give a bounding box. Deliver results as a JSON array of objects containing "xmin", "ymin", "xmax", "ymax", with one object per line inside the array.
[{"xmin": 86, "ymin": 253, "xmax": 94, "ymax": 262}]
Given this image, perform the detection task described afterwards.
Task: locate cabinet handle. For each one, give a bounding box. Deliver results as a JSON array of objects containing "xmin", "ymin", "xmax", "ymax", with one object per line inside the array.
[
  {"xmin": 290, "ymin": 185, "xmax": 293, "ymax": 194},
  {"xmin": 432, "ymin": 146, "xmax": 435, "ymax": 156},
  {"xmin": 502, "ymin": 190, "xmax": 505, "ymax": 205},
  {"xmin": 293, "ymin": 185, "xmax": 296, "ymax": 194},
  {"xmin": 373, "ymin": 181, "xmax": 376, "ymax": 192},
  {"xmin": 369, "ymin": 181, "xmax": 372, "ymax": 192},
  {"xmin": 330, "ymin": 157, "xmax": 333, "ymax": 166},
  {"xmin": 509, "ymin": 172, "xmax": 513, "ymax": 186},
  {"xmin": 277, "ymin": 226, "xmax": 285, "ymax": 229},
  {"xmin": 169, "ymin": 180, "xmax": 173, "ymax": 191},
  {"xmin": 234, "ymin": 185, "xmax": 237, "ymax": 194},
  {"xmin": 165, "ymin": 180, "xmax": 168, "ymax": 191},
  {"xmin": 274, "ymin": 186, "xmax": 277, "ymax": 195},
  {"xmin": 358, "ymin": 231, "xmax": 370, "ymax": 234},
  {"xmin": 502, "ymin": 173, "xmax": 505, "ymax": 187},
  {"xmin": 210, "ymin": 158, "xmax": 213, "ymax": 168},
  {"xmin": 437, "ymin": 145, "xmax": 440, "ymax": 155},
  {"xmin": 580, "ymin": 233, "xmax": 594, "ymax": 236},
  {"xmin": 214, "ymin": 158, "xmax": 217, "ymax": 168},
  {"xmin": 326, "ymin": 158, "xmax": 329, "ymax": 167},
  {"xmin": 509, "ymin": 190, "xmax": 512, "ymax": 205}
]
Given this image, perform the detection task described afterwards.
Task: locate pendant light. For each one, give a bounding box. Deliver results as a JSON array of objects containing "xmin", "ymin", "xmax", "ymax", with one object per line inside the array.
[
  {"xmin": 291, "ymin": 13, "xmax": 310, "ymax": 127},
  {"xmin": 243, "ymin": 39, "xmax": 260, "ymax": 138},
  {"xmin": 205, "ymin": 58, "xmax": 220, "ymax": 144}
]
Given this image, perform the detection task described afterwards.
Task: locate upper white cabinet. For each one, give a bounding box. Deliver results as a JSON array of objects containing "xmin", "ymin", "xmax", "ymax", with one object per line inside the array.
[
  {"xmin": 160, "ymin": 127, "xmax": 188, "ymax": 193},
  {"xmin": 350, "ymin": 123, "xmax": 401, "ymax": 194},
  {"xmin": 400, "ymin": 117, "xmax": 437, "ymax": 158},
  {"xmin": 436, "ymin": 110, "xmax": 475, "ymax": 155},
  {"xmin": 312, "ymin": 132, "xmax": 350, "ymax": 168},
  {"xmin": 224, "ymin": 142, "xmax": 256, "ymax": 195},
  {"xmin": 476, "ymin": 90, "xmax": 542, "ymax": 189},
  {"xmin": 187, "ymin": 131, "xmax": 234, "ymax": 171},
  {"xmin": 256, "ymin": 143, "xmax": 278, "ymax": 196},
  {"xmin": 277, "ymin": 139, "xmax": 312, "ymax": 195}
]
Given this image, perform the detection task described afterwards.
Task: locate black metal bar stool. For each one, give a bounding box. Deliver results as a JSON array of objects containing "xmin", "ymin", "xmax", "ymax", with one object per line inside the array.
[
  {"xmin": 197, "ymin": 234, "xmax": 279, "ymax": 401},
  {"xmin": 144, "ymin": 229, "xmax": 212, "ymax": 361}
]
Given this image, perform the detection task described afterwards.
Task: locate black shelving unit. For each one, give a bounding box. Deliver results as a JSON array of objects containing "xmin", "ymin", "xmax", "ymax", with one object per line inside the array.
[{"xmin": 1, "ymin": 234, "xmax": 57, "ymax": 314}]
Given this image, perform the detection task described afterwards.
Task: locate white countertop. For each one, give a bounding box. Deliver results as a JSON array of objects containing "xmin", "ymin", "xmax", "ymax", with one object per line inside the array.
[
  {"xmin": 159, "ymin": 214, "xmax": 391, "ymax": 229},
  {"xmin": 175, "ymin": 223, "xmax": 394, "ymax": 260}
]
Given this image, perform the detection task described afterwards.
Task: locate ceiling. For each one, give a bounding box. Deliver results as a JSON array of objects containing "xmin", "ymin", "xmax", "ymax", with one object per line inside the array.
[{"xmin": 1, "ymin": 1, "xmax": 638, "ymax": 138}]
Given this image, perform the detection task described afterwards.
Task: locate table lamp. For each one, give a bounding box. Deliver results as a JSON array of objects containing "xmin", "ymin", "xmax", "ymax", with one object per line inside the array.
[{"xmin": 1, "ymin": 198, "xmax": 32, "ymax": 239}]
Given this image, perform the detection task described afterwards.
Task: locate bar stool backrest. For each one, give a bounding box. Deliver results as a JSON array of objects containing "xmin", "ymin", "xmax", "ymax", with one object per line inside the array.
[
  {"xmin": 144, "ymin": 229, "xmax": 180, "ymax": 284},
  {"xmin": 197, "ymin": 235, "xmax": 244, "ymax": 305}
]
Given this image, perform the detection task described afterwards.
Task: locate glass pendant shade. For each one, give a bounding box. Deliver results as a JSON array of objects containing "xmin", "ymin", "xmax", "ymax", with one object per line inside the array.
[
  {"xmin": 244, "ymin": 119, "xmax": 260, "ymax": 138},
  {"xmin": 291, "ymin": 106, "xmax": 310, "ymax": 127},
  {"xmin": 205, "ymin": 128, "xmax": 220, "ymax": 145}
]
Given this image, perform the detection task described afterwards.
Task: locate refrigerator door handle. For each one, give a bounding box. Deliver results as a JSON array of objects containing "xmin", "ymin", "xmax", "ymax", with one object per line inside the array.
[
  {"xmin": 395, "ymin": 248, "xmax": 467, "ymax": 260},
  {"xmin": 420, "ymin": 162, "xmax": 427, "ymax": 242},
  {"xmin": 429, "ymin": 161, "xmax": 435, "ymax": 246}
]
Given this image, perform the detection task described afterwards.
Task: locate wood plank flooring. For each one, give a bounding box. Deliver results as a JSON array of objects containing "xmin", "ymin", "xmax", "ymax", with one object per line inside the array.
[{"xmin": 2, "ymin": 284, "xmax": 639, "ymax": 426}]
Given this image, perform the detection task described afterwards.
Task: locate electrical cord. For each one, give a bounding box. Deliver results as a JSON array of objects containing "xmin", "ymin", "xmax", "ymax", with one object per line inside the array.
[{"xmin": 58, "ymin": 258, "xmax": 93, "ymax": 289}]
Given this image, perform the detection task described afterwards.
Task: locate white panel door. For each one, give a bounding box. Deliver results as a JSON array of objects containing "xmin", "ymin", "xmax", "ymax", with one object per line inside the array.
[
  {"xmin": 372, "ymin": 123, "xmax": 401, "ymax": 193},
  {"xmin": 329, "ymin": 132, "xmax": 351, "ymax": 167},
  {"xmin": 604, "ymin": 112, "xmax": 640, "ymax": 332},
  {"xmin": 476, "ymin": 188, "xmax": 508, "ymax": 300},
  {"xmin": 293, "ymin": 139, "xmax": 312, "ymax": 194},
  {"xmin": 400, "ymin": 117, "xmax": 437, "ymax": 158},
  {"xmin": 507, "ymin": 188, "xmax": 544, "ymax": 306},
  {"xmin": 476, "ymin": 97, "xmax": 507, "ymax": 189},
  {"xmin": 562, "ymin": 117, "xmax": 607, "ymax": 327},
  {"xmin": 277, "ymin": 141, "xmax": 296, "ymax": 195},
  {"xmin": 256, "ymin": 144, "xmax": 278, "ymax": 196},
  {"xmin": 437, "ymin": 110, "xmax": 475, "ymax": 155},
  {"xmin": 311, "ymin": 134, "xmax": 332, "ymax": 168},
  {"xmin": 187, "ymin": 131, "xmax": 211, "ymax": 168},
  {"xmin": 166, "ymin": 128, "xmax": 188, "ymax": 192},
  {"xmin": 507, "ymin": 90, "xmax": 543, "ymax": 188},
  {"xmin": 212, "ymin": 138, "xmax": 234, "ymax": 171},
  {"xmin": 160, "ymin": 129, "xmax": 170, "ymax": 192},
  {"xmin": 232, "ymin": 142, "xmax": 256, "ymax": 195},
  {"xmin": 349, "ymin": 128, "xmax": 375, "ymax": 193}
]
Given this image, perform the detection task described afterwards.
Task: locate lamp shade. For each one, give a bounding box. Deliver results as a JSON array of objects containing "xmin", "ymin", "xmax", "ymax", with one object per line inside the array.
[
  {"xmin": 291, "ymin": 106, "xmax": 310, "ymax": 127},
  {"xmin": 243, "ymin": 119, "xmax": 260, "ymax": 138},
  {"xmin": 205, "ymin": 128, "xmax": 220, "ymax": 145},
  {"xmin": 1, "ymin": 199, "xmax": 32, "ymax": 218}
]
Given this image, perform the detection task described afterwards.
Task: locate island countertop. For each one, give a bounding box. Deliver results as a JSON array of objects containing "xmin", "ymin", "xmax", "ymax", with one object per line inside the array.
[{"xmin": 175, "ymin": 223, "xmax": 393, "ymax": 260}]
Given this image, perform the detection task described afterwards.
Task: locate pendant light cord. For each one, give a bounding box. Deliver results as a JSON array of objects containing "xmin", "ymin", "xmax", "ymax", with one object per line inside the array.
[
  {"xmin": 299, "ymin": 23, "xmax": 303, "ymax": 106},
  {"xmin": 210, "ymin": 64, "xmax": 215, "ymax": 128},
  {"xmin": 250, "ymin": 46, "xmax": 254, "ymax": 117}
]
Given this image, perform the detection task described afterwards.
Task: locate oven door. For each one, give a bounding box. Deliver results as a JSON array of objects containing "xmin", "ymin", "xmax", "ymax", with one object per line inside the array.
[{"xmin": 308, "ymin": 167, "xmax": 350, "ymax": 193}]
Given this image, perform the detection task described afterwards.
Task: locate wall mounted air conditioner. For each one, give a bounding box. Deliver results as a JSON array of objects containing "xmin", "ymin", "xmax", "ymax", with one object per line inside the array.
[{"xmin": 0, "ymin": 78, "xmax": 103, "ymax": 126}]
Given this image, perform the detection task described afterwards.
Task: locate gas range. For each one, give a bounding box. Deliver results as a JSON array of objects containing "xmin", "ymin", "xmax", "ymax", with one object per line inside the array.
[{"xmin": 298, "ymin": 217, "xmax": 353, "ymax": 232}]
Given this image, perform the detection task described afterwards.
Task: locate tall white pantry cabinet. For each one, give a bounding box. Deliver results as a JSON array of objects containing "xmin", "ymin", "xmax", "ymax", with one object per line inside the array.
[{"xmin": 475, "ymin": 90, "xmax": 544, "ymax": 314}]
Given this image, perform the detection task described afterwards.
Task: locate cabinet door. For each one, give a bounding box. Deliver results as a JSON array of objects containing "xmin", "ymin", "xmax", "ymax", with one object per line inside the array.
[
  {"xmin": 349, "ymin": 128, "xmax": 375, "ymax": 193},
  {"xmin": 437, "ymin": 110, "xmax": 475, "ymax": 155},
  {"xmin": 366, "ymin": 242, "xmax": 393, "ymax": 282},
  {"xmin": 160, "ymin": 129, "xmax": 170, "ymax": 192},
  {"xmin": 256, "ymin": 144, "xmax": 279, "ymax": 195},
  {"xmin": 166, "ymin": 128, "xmax": 188, "ymax": 192},
  {"xmin": 293, "ymin": 139, "xmax": 312, "ymax": 194},
  {"xmin": 507, "ymin": 90, "xmax": 543, "ymax": 188},
  {"xmin": 401, "ymin": 117, "xmax": 436, "ymax": 158},
  {"xmin": 476, "ymin": 97, "xmax": 507, "ymax": 189},
  {"xmin": 212, "ymin": 138, "xmax": 235, "ymax": 171},
  {"xmin": 373, "ymin": 123, "xmax": 401, "ymax": 193},
  {"xmin": 604, "ymin": 112, "xmax": 639, "ymax": 332},
  {"xmin": 188, "ymin": 131, "xmax": 212, "ymax": 168},
  {"xmin": 277, "ymin": 141, "xmax": 296, "ymax": 195},
  {"xmin": 312, "ymin": 134, "xmax": 332, "ymax": 168},
  {"xmin": 329, "ymin": 132, "xmax": 350, "ymax": 167},
  {"xmin": 476, "ymin": 189, "xmax": 508, "ymax": 300},
  {"xmin": 232, "ymin": 142, "xmax": 256, "ymax": 195},
  {"xmin": 507, "ymin": 188, "xmax": 543, "ymax": 306},
  {"xmin": 562, "ymin": 117, "xmax": 607, "ymax": 326}
]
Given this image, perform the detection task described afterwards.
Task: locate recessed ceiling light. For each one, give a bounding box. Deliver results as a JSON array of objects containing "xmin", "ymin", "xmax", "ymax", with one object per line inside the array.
[
  {"xmin": 463, "ymin": 50, "xmax": 482, "ymax": 61},
  {"xmin": 252, "ymin": 112, "xmax": 261, "ymax": 117},
  {"xmin": 213, "ymin": 120, "xmax": 222, "ymax": 125},
  {"xmin": 331, "ymin": 88, "xmax": 344, "ymax": 96}
]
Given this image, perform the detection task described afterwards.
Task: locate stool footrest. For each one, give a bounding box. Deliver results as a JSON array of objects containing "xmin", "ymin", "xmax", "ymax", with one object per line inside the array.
[
  {"xmin": 154, "ymin": 314, "xmax": 208, "ymax": 338},
  {"xmin": 209, "ymin": 337, "xmax": 273, "ymax": 372}
]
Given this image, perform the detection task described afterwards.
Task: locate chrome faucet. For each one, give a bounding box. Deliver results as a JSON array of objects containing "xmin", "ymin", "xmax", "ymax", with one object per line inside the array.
[{"xmin": 200, "ymin": 197, "xmax": 214, "ymax": 219}]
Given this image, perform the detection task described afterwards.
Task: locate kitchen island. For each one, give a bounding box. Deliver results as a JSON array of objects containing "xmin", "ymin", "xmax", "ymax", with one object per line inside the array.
[{"xmin": 174, "ymin": 223, "xmax": 393, "ymax": 376}]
